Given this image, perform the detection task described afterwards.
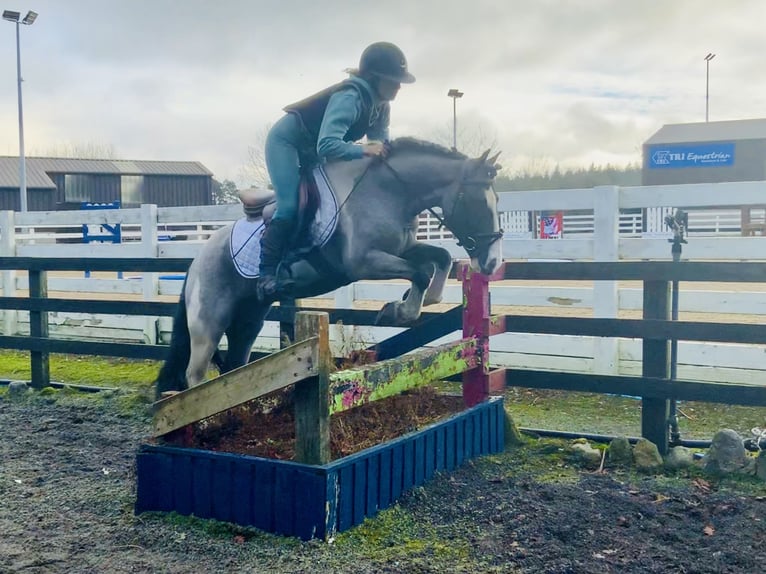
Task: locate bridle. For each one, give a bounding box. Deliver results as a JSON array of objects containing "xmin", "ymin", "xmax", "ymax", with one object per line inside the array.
[{"xmin": 381, "ymin": 159, "xmax": 504, "ymax": 256}]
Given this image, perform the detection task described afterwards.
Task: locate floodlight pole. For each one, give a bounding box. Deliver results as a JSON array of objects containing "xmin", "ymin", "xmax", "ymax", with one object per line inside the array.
[
  {"xmin": 3, "ymin": 9, "xmax": 37, "ymax": 212},
  {"xmin": 14, "ymin": 18, "xmax": 27, "ymax": 211},
  {"xmin": 447, "ymin": 89, "xmax": 463, "ymax": 151},
  {"xmin": 704, "ymin": 53, "xmax": 715, "ymax": 123}
]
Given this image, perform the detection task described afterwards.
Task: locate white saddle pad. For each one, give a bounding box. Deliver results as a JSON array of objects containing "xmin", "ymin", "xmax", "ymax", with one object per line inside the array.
[
  {"xmin": 230, "ymin": 165, "xmax": 339, "ymax": 279},
  {"xmin": 230, "ymin": 219, "xmax": 265, "ymax": 278}
]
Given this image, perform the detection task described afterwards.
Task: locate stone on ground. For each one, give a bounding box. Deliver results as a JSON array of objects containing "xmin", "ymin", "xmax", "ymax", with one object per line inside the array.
[
  {"xmin": 633, "ymin": 438, "xmax": 663, "ymax": 472},
  {"xmin": 665, "ymin": 446, "xmax": 695, "ymax": 470},
  {"xmin": 607, "ymin": 436, "xmax": 633, "ymax": 466},
  {"xmin": 703, "ymin": 429, "xmax": 753, "ymax": 475}
]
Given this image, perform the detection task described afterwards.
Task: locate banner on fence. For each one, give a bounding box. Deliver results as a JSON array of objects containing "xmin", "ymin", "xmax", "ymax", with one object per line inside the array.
[{"xmin": 539, "ymin": 212, "xmax": 563, "ymax": 239}]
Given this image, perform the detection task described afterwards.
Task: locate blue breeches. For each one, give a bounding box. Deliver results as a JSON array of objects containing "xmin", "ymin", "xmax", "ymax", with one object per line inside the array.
[{"xmin": 265, "ymin": 113, "xmax": 312, "ymax": 222}]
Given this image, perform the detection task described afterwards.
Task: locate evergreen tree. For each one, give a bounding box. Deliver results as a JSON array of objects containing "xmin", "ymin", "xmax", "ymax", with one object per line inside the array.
[{"xmin": 212, "ymin": 179, "xmax": 239, "ymax": 204}]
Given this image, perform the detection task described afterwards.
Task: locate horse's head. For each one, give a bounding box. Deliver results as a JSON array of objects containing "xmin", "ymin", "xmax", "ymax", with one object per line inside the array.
[
  {"xmin": 442, "ymin": 149, "xmax": 504, "ymax": 275},
  {"xmin": 383, "ymin": 138, "xmax": 503, "ymax": 275}
]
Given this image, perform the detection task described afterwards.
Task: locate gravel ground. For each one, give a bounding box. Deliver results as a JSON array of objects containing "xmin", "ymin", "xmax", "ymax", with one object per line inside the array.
[{"xmin": 2, "ymin": 389, "xmax": 766, "ymax": 574}]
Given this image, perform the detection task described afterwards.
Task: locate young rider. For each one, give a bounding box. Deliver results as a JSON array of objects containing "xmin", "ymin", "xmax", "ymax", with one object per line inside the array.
[{"xmin": 257, "ymin": 41, "xmax": 416, "ymax": 298}]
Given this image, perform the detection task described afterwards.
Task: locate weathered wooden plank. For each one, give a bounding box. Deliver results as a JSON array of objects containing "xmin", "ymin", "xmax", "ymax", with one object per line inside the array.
[
  {"xmin": 328, "ymin": 338, "xmax": 479, "ymax": 414},
  {"xmin": 373, "ymin": 305, "xmax": 463, "ymax": 360},
  {"xmin": 501, "ymin": 314, "xmax": 766, "ymax": 345},
  {"xmin": 0, "ymin": 257, "xmax": 191, "ymax": 273},
  {"xmin": 502, "ymin": 261, "xmax": 766, "ymax": 282},
  {"xmin": 152, "ymin": 337, "xmax": 319, "ymax": 437},
  {"xmin": 0, "ymin": 334, "xmax": 170, "ymax": 360},
  {"xmin": 505, "ymin": 369, "xmax": 766, "ymax": 407}
]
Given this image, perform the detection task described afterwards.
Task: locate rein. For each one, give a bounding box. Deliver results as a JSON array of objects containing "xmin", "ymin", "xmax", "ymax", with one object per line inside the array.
[{"xmin": 381, "ymin": 159, "xmax": 503, "ymax": 255}]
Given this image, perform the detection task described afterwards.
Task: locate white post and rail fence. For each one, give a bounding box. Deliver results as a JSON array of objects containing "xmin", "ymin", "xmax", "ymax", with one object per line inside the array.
[{"xmin": 1, "ymin": 181, "xmax": 766, "ymax": 386}]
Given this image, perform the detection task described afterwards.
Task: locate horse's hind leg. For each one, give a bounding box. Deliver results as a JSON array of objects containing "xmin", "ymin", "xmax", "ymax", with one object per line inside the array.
[
  {"xmin": 186, "ymin": 330, "xmax": 222, "ymax": 387},
  {"xmin": 221, "ymin": 301, "xmax": 269, "ymax": 372},
  {"xmin": 185, "ymin": 294, "xmax": 229, "ymax": 387}
]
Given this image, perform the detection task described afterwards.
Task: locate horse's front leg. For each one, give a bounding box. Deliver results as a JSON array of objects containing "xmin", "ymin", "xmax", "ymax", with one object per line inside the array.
[
  {"xmin": 351, "ymin": 251, "xmax": 433, "ymax": 326},
  {"xmin": 401, "ymin": 243, "xmax": 453, "ymax": 306}
]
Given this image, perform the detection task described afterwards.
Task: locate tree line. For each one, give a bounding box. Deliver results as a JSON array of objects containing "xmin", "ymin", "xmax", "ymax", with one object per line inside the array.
[{"xmin": 495, "ymin": 163, "xmax": 641, "ymax": 191}]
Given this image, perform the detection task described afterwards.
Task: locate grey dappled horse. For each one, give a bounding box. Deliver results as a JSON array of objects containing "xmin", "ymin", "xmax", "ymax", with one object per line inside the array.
[{"xmin": 155, "ymin": 138, "xmax": 503, "ymax": 397}]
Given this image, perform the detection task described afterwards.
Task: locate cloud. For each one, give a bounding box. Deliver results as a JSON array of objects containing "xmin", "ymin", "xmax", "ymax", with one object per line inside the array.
[{"xmin": 0, "ymin": 0, "xmax": 763, "ymax": 185}]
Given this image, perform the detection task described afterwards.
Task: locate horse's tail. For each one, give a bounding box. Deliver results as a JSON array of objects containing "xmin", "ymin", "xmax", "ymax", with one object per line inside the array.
[{"xmin": 155, "ymin": 282, "xmax": 191, "ymax": 400}]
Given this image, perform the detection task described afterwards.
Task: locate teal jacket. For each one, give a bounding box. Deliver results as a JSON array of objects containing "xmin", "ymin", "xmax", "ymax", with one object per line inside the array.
[{"xmin": 283, "ymin": 75, "xmax": 389, "ymax": 161}]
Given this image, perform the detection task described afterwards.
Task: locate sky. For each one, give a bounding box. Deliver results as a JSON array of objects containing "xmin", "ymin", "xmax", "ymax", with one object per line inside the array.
[{"xmin": 0, "ymin": 0, "xmax": 763, "ymax": 186}]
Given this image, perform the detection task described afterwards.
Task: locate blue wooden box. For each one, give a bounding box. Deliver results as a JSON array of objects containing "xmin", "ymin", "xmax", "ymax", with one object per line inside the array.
[{"xmin": 135, "ymin": 396, "xmax": 504, "ymax": 540}]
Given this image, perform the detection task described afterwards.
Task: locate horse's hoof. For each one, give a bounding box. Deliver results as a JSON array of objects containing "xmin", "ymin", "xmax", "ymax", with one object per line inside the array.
[
  {"xmin": 423, "ymin": 295, "xmax": 443, "ymax": 306},
  {"xmin": 375, "ymin": 301, "xmax": 399, "ymax": 325}
]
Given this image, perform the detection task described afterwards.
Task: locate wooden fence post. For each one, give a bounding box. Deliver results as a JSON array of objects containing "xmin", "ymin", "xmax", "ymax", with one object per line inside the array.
[
  {"xmin": 0, "ymin": 210, "xmax": 17, "ymax": 336},
  {"xmin": 461, "ymin": 263, "xmax": 505, "ymax": 407},
  {"xmin": 592, "ymin": 185, "xmax": 620, "ymax": 375},
  {"xmin": 28, "ymin": 269, "xmax": 50, "ymax": 389},
  {"xmin": 642, "ymin": 280, "xmax": 671, "ymax": 454},
  {"xmin": 294, "ymin": 311, "xmax": 332, "ymax": 464}
]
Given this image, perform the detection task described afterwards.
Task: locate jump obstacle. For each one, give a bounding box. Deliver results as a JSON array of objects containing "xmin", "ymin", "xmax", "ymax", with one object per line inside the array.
[{"xmin": 135, "ymin": 264, "xmax": 507, "ymax": 540}]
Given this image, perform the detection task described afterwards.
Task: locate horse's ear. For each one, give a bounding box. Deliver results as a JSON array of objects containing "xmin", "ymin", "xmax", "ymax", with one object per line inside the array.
[
  {"xmin": 488, "ymin": 151, "xmax": 502, "ymax": 166},
  {"xmin": 478, "ymin": 149, "xmax": 490, "ymax": 163}
]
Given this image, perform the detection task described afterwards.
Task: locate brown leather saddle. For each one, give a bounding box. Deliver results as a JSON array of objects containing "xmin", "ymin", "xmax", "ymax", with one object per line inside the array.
[{"xmin": 238, "ymin": 173, "xmax": 321, "ymax": 247}]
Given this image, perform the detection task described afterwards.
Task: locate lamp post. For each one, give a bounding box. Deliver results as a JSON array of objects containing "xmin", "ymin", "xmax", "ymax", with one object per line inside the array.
[
  {"xmin": 3, "ymin": 9, "xmax": 37, "ymax": 212},
  {"xmin": 447, "ymin": 88, "xmax": 463, "ymax": 151},
  {"xmin": 704, "ymin": 52, "xmax": 715, "ymax": 123}
]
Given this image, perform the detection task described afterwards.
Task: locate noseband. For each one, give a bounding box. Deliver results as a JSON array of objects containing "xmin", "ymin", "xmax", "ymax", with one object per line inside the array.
[{"xmin": 436, "ymin": 180, "xmax": 504, "ymax": 256}]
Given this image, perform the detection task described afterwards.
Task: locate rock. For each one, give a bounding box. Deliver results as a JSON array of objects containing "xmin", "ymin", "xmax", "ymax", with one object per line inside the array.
[
  {"xmin": 703, "ymin": 429, "xmax": 751, "ymax": 475},
  {"xmin": 756, "ymin": 451, "xmax": 766, "ymax": 481},
  {"xmin": 633, "ymin": 439, "xmax": 663, "ymax": 472},
  {"xmin": 570, "ymin": 442, "xmax": 602, "ymax": 469},
  {"xmin": 608, "ymin": 436, "xmax": 633, "ymax": 466},
  {"xmin": 665, "ymin": 446, "xmax": 695, "ymax": 470},
  {"xmin": 7, "ymin": 381, "xmax": 29, "ymax": 397}
]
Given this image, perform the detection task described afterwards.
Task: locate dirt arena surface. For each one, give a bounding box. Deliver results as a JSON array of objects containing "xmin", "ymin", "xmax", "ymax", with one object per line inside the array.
[{"xmin": 1, "ymin": 389, "xmax": 765, "ymax": 574}]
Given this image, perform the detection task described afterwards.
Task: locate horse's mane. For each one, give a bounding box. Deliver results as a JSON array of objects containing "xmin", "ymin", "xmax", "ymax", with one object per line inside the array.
[{"xmin": 388, "ymin": 137, "xmax": 468, "ymax": 160}]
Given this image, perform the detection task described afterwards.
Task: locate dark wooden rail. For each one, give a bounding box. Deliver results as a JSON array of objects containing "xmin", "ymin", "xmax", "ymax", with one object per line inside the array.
[{"xmin": 2, "ymin": 257, "xmax": 766, "ymax": 454}]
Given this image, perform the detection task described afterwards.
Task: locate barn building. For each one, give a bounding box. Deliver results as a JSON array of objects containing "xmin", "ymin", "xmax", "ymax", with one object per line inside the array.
[
  {"xmin": 0, "ymin": 157, "xmax": 214, "ymax": 211},
  {"xmin": 643, "ymin": 118, "xmax": 766, "ymax": 235},
  {"xmin": 642, "ymin": 118, "xmax": 766, "ymax": 185}
]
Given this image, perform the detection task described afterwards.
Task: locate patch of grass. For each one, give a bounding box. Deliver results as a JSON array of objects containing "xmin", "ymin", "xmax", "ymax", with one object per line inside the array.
[
  {"xmin": 0, "ymin": 350, "xmax": 160, "ymax": 390},
  {"xmin": 506, "ymin": 387, "xmax": 766, "ymax": 441},
  {"xmin": 334, "ymin": 504, "xmax": 470, "ymax": 563},
  {"xmin": 3, "ymin": 378, "xmax": 154, "ymax": 422}
]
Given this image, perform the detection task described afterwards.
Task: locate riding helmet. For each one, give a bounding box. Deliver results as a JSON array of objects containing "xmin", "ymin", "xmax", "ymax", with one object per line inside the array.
[{"xmin": 358, "ymin": 42, "xmax": 416, "ymax": 84}]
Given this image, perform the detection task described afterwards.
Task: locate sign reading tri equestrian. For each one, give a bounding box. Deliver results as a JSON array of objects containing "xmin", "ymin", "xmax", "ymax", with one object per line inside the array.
[{"xmin": 648, "ymin": 142, "xmax": 735, "ymax": 169}]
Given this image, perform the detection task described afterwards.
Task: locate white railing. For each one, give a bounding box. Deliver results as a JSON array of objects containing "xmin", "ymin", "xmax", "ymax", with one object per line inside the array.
[{"xmin": 2, "ymin": 180, "xmax": 766, "ymax": 385}]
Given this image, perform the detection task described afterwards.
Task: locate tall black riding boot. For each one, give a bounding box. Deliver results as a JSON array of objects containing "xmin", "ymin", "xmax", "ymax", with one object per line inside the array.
[{"xmin": 257, "ymin": 218, "xmax": 294, "ymax": 300}]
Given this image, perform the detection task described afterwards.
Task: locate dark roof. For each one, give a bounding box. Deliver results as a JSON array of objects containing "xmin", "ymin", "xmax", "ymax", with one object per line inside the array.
[
  {"xmin": 0, "ymin": 156, "xmax": 213, "ymax": 188},
  {"xmin": 645, "ymin": 118, "xmax": 766, "ymax": 145}
]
